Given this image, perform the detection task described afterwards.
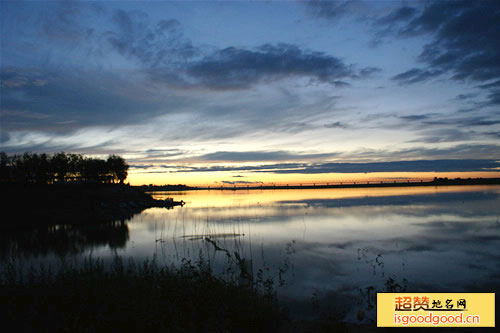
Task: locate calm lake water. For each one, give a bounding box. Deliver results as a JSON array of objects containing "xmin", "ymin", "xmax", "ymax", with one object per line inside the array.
[{"xmin": 3, "ymin": 185, "xmax": 500, "ymax": 323}]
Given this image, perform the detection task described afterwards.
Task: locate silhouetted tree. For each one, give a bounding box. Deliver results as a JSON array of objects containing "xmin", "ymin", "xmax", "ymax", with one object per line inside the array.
[
  {"xmin": 51, "ymin": 152, "xmax": 69, "ymax": 183},
  {"xmin": 81, "ymin": 158, "xmax": 108, "ymax": 183},
  {"xmin": 16, "ymin": 153, "xmax": 35, "ymax": 183},
  {"xmin": 0, "ymin": 152, "xmax": 129, "ymax": 184},
  {"xmin": 0, "ymin": 152, "xmax": 9, "ymax": 182},
  {"xmin": 107, "ymin": 155, "xmax": 129, "ymax": 184},
  {"xmin": 34, "ymin": 153, "xmax": 51, "ymax": 184},
  {"xmin": 67, "ymin": 153, "xmax": 83, "ymax": 181}
]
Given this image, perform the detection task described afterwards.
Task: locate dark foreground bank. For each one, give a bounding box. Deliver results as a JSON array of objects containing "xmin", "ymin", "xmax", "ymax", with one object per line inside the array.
[
  {"xmin": 0, "ymin": 255, "xmax": 373, "ymax": 333},
  {"xmin": 1, "ymin": 183, "xmax": 171, "ymax": 229},
  {"xmin": 0, "ymin": 257, "xmax": 485, "ymax": 333},
  {"xmin": 0, "ymin": 257, "xmax": 285, "ymax": 333}
]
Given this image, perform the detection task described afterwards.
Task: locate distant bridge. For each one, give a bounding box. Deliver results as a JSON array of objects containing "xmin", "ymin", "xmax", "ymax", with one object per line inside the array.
[
  {"xmin": 139, "ymin": 177, "xmax": 500, "ymax": 191},
  {"xmin": 196, "ymin": 178, "xmax": 435, "ymax": 190}
]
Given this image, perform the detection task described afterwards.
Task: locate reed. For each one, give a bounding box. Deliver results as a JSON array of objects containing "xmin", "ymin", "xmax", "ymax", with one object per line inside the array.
[{"xmin": 0, "ymin": 254, "xmax": 284, "ymax": 332}]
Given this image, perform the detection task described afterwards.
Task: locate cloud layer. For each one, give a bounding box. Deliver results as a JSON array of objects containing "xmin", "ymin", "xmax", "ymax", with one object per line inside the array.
[
  {"xmin": 387, "ymin": 1, "xmax": 500, "ymax": 106},
  {"xmin": 139, "ymin": 156, "xmax": 500, "ymax": 175}
]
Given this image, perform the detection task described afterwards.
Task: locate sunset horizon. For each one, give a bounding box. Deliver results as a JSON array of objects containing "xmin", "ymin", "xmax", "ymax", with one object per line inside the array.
[{"xmin": 129, "ymin": 169, "xmax": 500, "ymax": 187}]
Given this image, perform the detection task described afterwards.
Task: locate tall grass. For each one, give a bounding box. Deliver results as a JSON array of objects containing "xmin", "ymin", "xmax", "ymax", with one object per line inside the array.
[{"xmin": 0, "ymin": 254, "xmax": 284, "ymax": 332}]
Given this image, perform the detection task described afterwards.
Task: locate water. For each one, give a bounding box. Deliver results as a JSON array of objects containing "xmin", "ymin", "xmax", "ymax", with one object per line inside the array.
[{"xmin": 2, "ymin": 185, "xmax": 500, "ymax": 322}]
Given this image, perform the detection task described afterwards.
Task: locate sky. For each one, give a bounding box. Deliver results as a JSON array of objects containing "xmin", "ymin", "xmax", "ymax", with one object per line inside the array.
[{"xmin": 1, "ymin": 0, "xmax": 499, "ymax": 185}]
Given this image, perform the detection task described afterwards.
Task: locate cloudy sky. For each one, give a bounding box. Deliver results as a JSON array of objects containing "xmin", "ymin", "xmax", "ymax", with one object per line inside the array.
[{"xmin": 1, "ymin": 0, "xmax": 499, "ymax": 185}]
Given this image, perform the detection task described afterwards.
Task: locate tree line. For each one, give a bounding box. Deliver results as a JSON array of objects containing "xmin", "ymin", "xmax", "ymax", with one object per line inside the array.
[{"xmin": 0, "ymin": 152, "xmax": 129, "ymax": 184}]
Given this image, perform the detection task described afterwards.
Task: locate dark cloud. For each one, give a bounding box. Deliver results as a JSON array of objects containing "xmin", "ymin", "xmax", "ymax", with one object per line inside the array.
[
  {"xmin": 454, "ymin": 93, "xmax": 477, "ymax": 101},
  {"xmin": 324, "ymin": 121, "xmax": 348, "ymax": 129},
  {"xmin": 486, "ymin": 89, "xmax": 500, "ymax": 106},
  {"xmin": 199, "ymin": 150, "xmax": 337, "ymax": 162},
  {"xmin": 478, "ymin": 80, "xmax": 500, "ymax": 90},
  {"xmin": 0, "ymin": 4, "xmax": 379, "ymax": 141},
  {"xmin": 350, "ymin": 144, "xmax": 500, "ymax": 161},
  {"xmin": 387, "ymin": 1, "xmax": 500, "ymax": 105},
  {"xmin": 144, "ymin": 149, "xmax": 184, "ymax": 158},
  {"xmin": 0, "ymin": 131, "xmax": 9, "ymax": 144},
  {"xmin": 410, "ymin": 115, "xmax": 500, "ymax": 129},
  {"xmin": 376, "ymin": 6, "xmax": 417, "ymax": 25},
  {"xmin": 365, "ymin": 4, "xmax": 422, "ymax": 47},
  {"xmin": 482, "ymin": 131, "xmax": 500, "ymax": 139},
  {"xmin": 331, "ymin": 80, "xmax": 350, "ymax": 87},
  {"xmin": 168, "ymin": 156, "xmax": 500, "ymax": 175},
  {"xmin": 466, "ymin": 119, "xmax": 500, "ymax": 127},
  {"xmin": 129, "ymin": 164, "xmax": 155, "ymax": 170},
  {"xmin": 172, "ymin": 163, "xmax": 305, "ymax": 174},
  {"xmin": 391, "ymin": 68, "xmax": 443, "ymax": 85},
  {"xmin": 40, "ymin": 0, "xmax": 88, "ymax": 43},
  {"xmin": 178, "ymin": 44, "xmax": 371, "ymax": 90},
  {"xmin": 359, "ymin": 66, "xmax": 382, "ymax": 77},
  {"xmin": 267, "ymin": 159, "xmax": 500, "ymax": 174},
  {"xmin": 0, "ymin": 0, "xmax": 109, "ymax": 75},
  {"xmin": 0, "ymin": 67, "xmax": 47, "ymax": 89},
  {"xmin": 306, "ymin": 0, "xmax": 367, "ymax": 21},
  {"xmin": 106, "ymin": 9, "xmax": 198, "ymax": 67},
  {"xmin": 399, "ymin": 115, "xmax": 429, "ymax": 121},
  {"xmin": 125, "ymin": 149, "xmax": 191, "ymax": 165},
  {"xmin": 102, "ymin": 9, "xmax": 377, "ymax": 90},
  {"xmin": 397, "ymin": 2, "xmax": 470, "ymax": 37},
  {"xmin": 408, "ymin": 128, "xmax": 473, "ymax": 144},
  {"xmin": 164, "ymin": 143, "xmax": 500, "ymax": 174},
  {"xmin": 1, "ymin": 1, "xmax": 499, "ymax": 164},
  {"xmin": 0, "ymin": 67, "xmax": 170, "ymax": 132},
  {"xmin": 0, "ymin": 134, "xmax": 126, "ymax": 156},
  {"xmin": 415, "ymin": 144, "xmax": 500, "ymax": 159}
]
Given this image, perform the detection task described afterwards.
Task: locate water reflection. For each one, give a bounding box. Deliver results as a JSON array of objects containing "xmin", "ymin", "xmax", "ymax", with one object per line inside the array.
[
  {"xmin": 149, "ymin": 185, "xmax": 498, "ymax": 207},
  {"xmin": 4, "ymin": 185, "xmax": 500, "ymax": 323},
  {"xmin": 0, "ymin": 220, "xmax": 129, "ymax": 259},
  {"xmin": 144, "ymin": 186, "xmax": 500, "ymax": 321}
]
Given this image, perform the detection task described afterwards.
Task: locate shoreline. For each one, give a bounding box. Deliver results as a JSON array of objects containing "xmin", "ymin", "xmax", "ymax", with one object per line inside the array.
[{"xmin": 1, "ymin": 183, "xmax": 176, "ymax": 230}]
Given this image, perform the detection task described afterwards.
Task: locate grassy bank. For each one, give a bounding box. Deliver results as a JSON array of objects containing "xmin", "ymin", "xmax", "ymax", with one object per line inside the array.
[
  {"xmin": 0, "ymin": 256, "xmax": 284, "ymax": 332},
  {"xmin": 2, "ymin": 183, "xmax": 167, "ymax": 229}
]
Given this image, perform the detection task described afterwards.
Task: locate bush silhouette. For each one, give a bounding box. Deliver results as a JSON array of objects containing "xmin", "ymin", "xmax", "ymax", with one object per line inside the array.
[{"xmin": 0, "ymin": 152, "xmax": 129, "ymax": 184}]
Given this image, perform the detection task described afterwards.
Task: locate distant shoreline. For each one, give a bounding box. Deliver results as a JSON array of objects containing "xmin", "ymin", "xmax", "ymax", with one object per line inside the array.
[{"xmin": 138, "ymin": 177, "xmax": 500, "ymax": 192}]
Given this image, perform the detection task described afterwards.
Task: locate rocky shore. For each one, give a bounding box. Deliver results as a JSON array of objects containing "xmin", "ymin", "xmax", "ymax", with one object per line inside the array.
[{"xmin": 2, "ymin": 183, "xmax": 172, "ymax": 229}]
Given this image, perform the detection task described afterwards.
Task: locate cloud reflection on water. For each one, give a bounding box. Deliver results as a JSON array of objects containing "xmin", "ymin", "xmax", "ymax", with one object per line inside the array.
[
  {"xmin": 141, "ymin": 186, "xmax": 500, "ymax": 315},
  {"xmin": 4, "ymin": 186, "xmax": 499, "ymax": 322}
]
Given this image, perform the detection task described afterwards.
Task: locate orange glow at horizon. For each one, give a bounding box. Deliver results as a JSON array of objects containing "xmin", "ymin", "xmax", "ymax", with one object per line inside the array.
[{"xmin": 127, "ymin": 170, "xmax": 500, "ymax": 186}]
